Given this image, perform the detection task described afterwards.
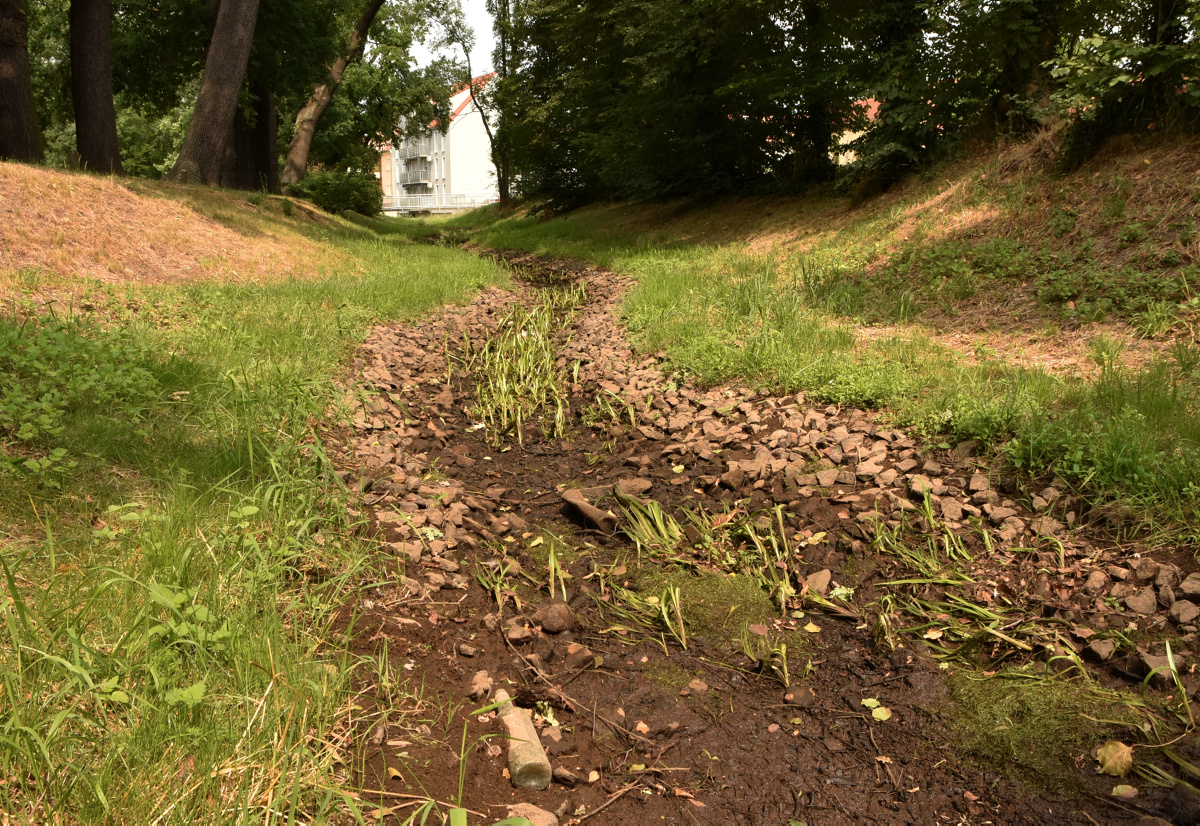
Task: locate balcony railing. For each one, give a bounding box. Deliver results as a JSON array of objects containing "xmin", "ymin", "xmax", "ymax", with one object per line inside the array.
[
  {"xmin": 383, "ymin": 194, "xmax": 500, "ymax": 212},
  {"xmin": 397, "ymin": 169, "xmax": 430, "ymax": 184},
  {"xmin": 397, "ymin": 139, "xmax": 432, "ymax": 159}
]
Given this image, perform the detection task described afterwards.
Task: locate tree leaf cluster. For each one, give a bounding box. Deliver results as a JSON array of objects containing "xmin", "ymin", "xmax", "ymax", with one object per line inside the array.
[{"xmin": 491, "ymin": 0, "xmax": 1200, "ymax": 205}]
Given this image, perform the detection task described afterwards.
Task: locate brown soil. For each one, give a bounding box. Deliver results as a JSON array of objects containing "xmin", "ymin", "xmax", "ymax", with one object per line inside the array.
[
  {"xmin": 326, "ymin": 249, "xmax": 1200, "ymax": 825},
  {"xmin": 0, "ymin": 163, "xmax": 331, "ymax": 292}
]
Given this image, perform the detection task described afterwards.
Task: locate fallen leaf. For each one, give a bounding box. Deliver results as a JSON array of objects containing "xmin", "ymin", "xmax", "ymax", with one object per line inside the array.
[
  {"xmin": 688, "ymin": 800, "xmax": 707, "ymax": 808},
  {"xmin": 587, "ymin": 770, "xmax": 600, "ymax": 783},
  {"xmin": 872, "ymin": 707, "xmax": 893, "ymax": 722},
  {"xmin": 923, "ymin": 628, "xmax": 944, "ymax": 640},
  {"xmin": 387, "ymin": 767, "xmax": 402, "ymax": 780},
  {"xmin": 672, "ymin": 464, "xmax": 686, "ymax": 474},
  {"xmin": 1097, "ymin": 740, "xmax": 1134, "ymax": 777},
  {"xmin": 804, "ymin": 622, "xmax": 821, "ymax": 633},
  {"xmin": 1111, "ymin": 784, "xmax": 1139, "ymax": 799},
  {"xmin": 860, "ymin": 698, "xmax": 881, "ymax": 709},
  {"xmin": 631, "ymin": 763, "xmax": 646, "ymax": 771},
  {"xmin": 749, "ymin": 623, "xmax": 768, "ymax": 636},
  {"xmin": 876, "ymin": 756, "xmax": 893, "ymax": 764},
  {"xmin": 768, "ymin": 723, "xmax": 780, "ymax": 733},
  {"xmin": 963, "ymin": 791, "xmax": 979, "ymax": 802},
  {"xmin": 635, "ymin": 721, "xmax": 650, "ymax": 734},
  {"xmin": 673, "ymin": 789, "xmax": 695, "ymax": 799},
  {"xmin": 530, "ymin": 536, "xmax": 544, "ymax": 548}
]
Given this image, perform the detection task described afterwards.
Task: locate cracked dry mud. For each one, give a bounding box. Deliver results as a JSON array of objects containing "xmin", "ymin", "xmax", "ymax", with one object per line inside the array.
[{"xmin": 325, "ymin": 250, "xmax": 1200, "ymax": 824}]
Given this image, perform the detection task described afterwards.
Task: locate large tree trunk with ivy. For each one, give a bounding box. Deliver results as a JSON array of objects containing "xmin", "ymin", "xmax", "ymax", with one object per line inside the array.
[
  {"xmin": 168, "ymin": 0, "xmax": 260, "ymax": 184},
  {"xmin": 281, "ymin": 0, "xmax": 386, "ymax": 185},
  {"xmin": 0, "ymin": 0, "xmax": 43, "ymax": 162},
  {"xmin": 70, "ymin": 0, "xmax": 123, "ymax": 173}
]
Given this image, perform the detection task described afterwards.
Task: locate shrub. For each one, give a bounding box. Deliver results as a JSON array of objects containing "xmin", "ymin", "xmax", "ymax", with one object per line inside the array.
[{"xmin": 293, "ymin": 170, "xmax": 382, "ymax": 216}]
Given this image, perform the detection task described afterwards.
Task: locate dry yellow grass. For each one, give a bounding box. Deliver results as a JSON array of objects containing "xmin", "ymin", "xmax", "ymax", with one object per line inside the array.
[{"xmin": 0, "ymin": 162, "xmax": 335, "ymax": 290}]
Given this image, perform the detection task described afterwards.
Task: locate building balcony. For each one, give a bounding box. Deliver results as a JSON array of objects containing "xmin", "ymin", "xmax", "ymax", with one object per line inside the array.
[
  {"xmin": 398, "ymin": 169, "xmax": 430, "ymax": 184},
  {"xmin": 383, "ymin": 194, "xmax": 500, "ymax": 214},
  {"xmin": 397, "ymin": 138, "xmax": 432, "ymax": 159}
]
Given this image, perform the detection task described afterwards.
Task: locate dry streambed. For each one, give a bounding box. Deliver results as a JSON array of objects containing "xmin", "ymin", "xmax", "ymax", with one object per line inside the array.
[{"xmin": 324, "ymin": 251, "xmax": 1198, "ymax": 824}]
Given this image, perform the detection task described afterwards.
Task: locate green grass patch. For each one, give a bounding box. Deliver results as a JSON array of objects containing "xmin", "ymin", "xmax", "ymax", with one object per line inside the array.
[
  {"xmin": 0, "ymin": 225, "xmax": 506, "ymax": 819},
  {"xmin": 947, "ymin": 668, "xmax": 1139, "ymax": 794}
]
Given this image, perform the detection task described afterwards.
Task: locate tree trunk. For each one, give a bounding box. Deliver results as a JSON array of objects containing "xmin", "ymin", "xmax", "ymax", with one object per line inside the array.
[
  {"xmin": 168, "ymin": 0, "xmax": 260, "ymax": 184},
  {"xmin": 0, "ymin": 0, "xmax": 43, "ymax": 162},
  {"xmin": 281, "ymin": 0, "xmax": 386, "ymax": 185},
  {"xmin": 70, "ymin": 0, "xmax": 123, "ymax": 173},
  {"xmin": 220, "ymin": 82, "xmax": 279, "ymax": 192}
]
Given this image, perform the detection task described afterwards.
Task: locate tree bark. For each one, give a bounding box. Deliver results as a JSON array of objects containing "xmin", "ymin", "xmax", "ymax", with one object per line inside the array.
[
  {"xmin": 281, "ymin": 0, "xmax": 386, "ymax": 185},
  {"xmin": 220, "ymin": 81, "xmax": 279, "ymax": 192},
  {"xmin": 70, "ymin": 0, "xmax": 123, "ymax": 173},
  {"xmin": 168, "ymin": 0, "xmax": 260, "ymax": 184},
  {"xmin": 0, "ymin": 0, "xmax": 43, "ymax": 162}
]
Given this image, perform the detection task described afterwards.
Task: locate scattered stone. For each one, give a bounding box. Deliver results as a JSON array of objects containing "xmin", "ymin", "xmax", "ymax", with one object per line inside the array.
[
  {"xmin": 1170, "ymin": 601, "xmax": 1200, "ymax": 625},
  {"xmin": 1180, "ymin": 573, "xmax": 1200, "ymax": 598},
  {"xmin": 1138, "ymin": 652, "xmax": 1183, "ymax": 689},
  {"xmin": 1030, "ymin": 516, "xmax": 1063, "ymax": 537},
  {"xmin": 816, "ymin": 469, "xmax": 839, "ymax": 487},
  {"xmin": 940, "ymin": 498, "xmax": 964, "ymax": 522},
  {"xmin": 1133, "ymin": 557, "xmax": 1160, "ymax": 582},
  {"xmin": 719, "ymin": 467, "xmax": 746, "ymax": 490},
  {"xmin": 1156, "ymin": 564, "xmax": 1181, "ymax": 590},
  {"xmin": 1160, "ymin": 585, "xmax": 1177, "ymax": 608},
  {"xmin": 615, "ymin": 477, "xmax": 653, "ymax": 497},
  {"xmin": 969, "ymin": 473, "xmax": 990, "ymax": 493},
  {"xmin": 458, "ymin": 643, "xmax": 479, "ymax": 657},
  {"xmin": 494, "ymin": 690, "xmax": 553, "ymax": 790},
  {"xmin": 563, "ymin": 643, "xmax": 596, "ymax": 671},
  {"xmin": 1125, "ymin": 589, "xmax": 1159, "ymax": 615},
  {"xmin": 806, "ymin": 569, "xmax": 832, "ymax": 596},
  {"xmin": 505, "ymin": 803, "xmax": 558, "ymax": 826},
  {"xmin": 533, "ymin": 601, "xmax": 575, "ymax": 633},
  {"xmin": 987, "ymin": 507, "xmax": 1016, "ymax": 525},
  {"xmin": 1082, "ymin": 570, "xmax": 1110, "ymax": 597},
  {"xmin": 909, "ymin": 475, "xmax": 935, "ymax": 497},
  {"xmin": 506, "ymin": 625, "xmax": 534, "ymax": 643},
  {"xmin": 1084, "ymin": 639, "xmax": 1116, "ymax": 663}
]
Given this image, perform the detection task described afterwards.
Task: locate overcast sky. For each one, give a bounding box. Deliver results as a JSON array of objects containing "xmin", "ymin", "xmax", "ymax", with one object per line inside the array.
[{"xmin": 412, "ymin": 0, "xmax": 497, "ymax": 74}]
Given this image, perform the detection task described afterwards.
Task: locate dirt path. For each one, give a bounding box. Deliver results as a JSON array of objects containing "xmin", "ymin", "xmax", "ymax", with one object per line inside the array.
[{"xmin": 325, "ymin": 250, "xmax": 1198, "ymax": 824}]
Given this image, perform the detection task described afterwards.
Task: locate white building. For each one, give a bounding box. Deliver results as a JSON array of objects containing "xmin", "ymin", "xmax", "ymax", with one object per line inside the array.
[{"xmin": 378, "ymin": 74, "xmax": 500, "ymax": 214}]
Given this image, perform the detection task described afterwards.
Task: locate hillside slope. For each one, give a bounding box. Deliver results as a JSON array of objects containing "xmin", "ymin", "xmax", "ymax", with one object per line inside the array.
[
  {"xmin": 468, "ymin": 133, "xmax": 1200, "ymax": 376},
  {"xmin": 0, "ymin": 163, "xmax": 338, "ymax": 293}
]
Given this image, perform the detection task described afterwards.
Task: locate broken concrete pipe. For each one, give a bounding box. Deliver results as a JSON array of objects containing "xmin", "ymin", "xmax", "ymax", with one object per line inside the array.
[{"xmin": 493, "ymin": 690, "xmax": 553, "ymax": 790}]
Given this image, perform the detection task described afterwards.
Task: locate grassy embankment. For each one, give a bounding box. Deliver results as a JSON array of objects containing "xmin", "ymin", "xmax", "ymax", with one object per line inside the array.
[
  {"xmin": 0, "ymin": 169, "xmax": 505, "ymax": 821},
  {"xmin": 444, "ymin": 137, "xmax": 1200, "ymax": 540}
]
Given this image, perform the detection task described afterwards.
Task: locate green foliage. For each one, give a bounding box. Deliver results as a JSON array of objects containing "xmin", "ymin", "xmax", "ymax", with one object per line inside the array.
[
  {"xmin": 0, "ymin": 318, "xmax": 157, "ymax": 442},
  {"xmin": 0, "ymin": 212, "xmax": 507, "ymax": 819},
  {"xmin": 293, "ymin": 169, "xmax": 384, "ymax": 215}
]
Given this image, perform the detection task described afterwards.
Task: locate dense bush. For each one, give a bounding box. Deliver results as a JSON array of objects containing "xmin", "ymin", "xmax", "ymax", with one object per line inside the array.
[{"xmin": 292, "ymin": 170, "xmax": 382, "ymax": 216}]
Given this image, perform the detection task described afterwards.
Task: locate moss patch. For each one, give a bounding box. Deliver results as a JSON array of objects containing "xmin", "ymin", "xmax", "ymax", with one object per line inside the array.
[{"xmin": 946, "ymin": 666, "xmax": 1139, "ymax": 794}]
